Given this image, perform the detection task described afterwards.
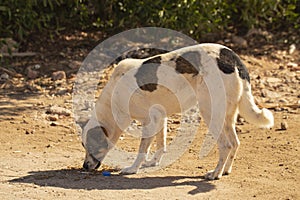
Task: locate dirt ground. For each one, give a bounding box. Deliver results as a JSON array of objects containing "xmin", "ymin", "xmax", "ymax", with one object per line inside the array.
[{"xmin": 0, "ymin": 31, "xmax": 299, "ymax": 199}]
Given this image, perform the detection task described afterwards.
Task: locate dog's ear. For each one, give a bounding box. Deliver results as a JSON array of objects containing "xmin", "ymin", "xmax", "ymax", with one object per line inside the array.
[
  {"xmin": 86, "ymin": 126, "xmax": 109, "ymax": 156},
  {"xmin": 100, "ymin": 126, "xmax": 109, "ymax": 138}
]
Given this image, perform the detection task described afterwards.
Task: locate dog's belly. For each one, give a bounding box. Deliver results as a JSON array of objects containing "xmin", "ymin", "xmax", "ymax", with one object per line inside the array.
[{"xmin": 129, "ymin": 82, "xmax": 198, "ymax": 121}]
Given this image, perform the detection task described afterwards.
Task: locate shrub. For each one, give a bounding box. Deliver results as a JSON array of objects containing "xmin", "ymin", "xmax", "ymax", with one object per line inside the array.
[{"xmin": 0, "ymin": 0, "xmax": 299, "ymax": 42}]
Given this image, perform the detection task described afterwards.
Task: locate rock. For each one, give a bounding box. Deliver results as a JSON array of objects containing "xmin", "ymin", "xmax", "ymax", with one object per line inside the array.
[
  {"xmin": 46, "ymin": 105, "xmax": 72, "ymax": 116},
  {"xmin": 26, "ymin": 67, "xmax": 39, "ymax": 79},
  {"xmin": 265, "ymin": 77, "xmax": 282, "ymax": 83},
  {"xmin": 33, "ymin": 64, "xmax": 41, "ymax": 70},
  {"xmin": 51, "ymin": 71, "xmax": 66, "ymax": 81},
  {"xmin": 46, "ymin": 114, "xmax": 59, "ymax": 121},
  {"xmin": 287, "ymin": 62, "xmax": 298, "ymax": 68},
  {"xmin": 288, "ymin": 44, "xmax": 296, "ymax": 55},
  {"xmin": 0, "ymin": 73, "xmax": 9, "ymax": 81},
  {"xmin": 232, "ymin": 35, "xmax": 248, "ymax": 48},
  {"xmin": 261, "ymin": 89, "xmax": 281, "ymax": 98}
]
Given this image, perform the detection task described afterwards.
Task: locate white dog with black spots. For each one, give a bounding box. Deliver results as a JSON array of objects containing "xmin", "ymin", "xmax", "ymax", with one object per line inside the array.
[{"xmin": 81, "ymin": 43, "xmax": 274, "ymax": 180}]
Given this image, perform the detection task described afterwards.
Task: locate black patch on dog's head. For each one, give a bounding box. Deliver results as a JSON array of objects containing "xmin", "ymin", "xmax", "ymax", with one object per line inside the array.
[
  {"xmin": 135, "ymin": 56, "xmax": 162, "ymax": 92},
  {"xmin": 217, "ymin": 48, "xmax": 250, "ymax": 82},
  {"xmin": 174, "ymin": 51, "xmax": 200, "ymax": 76},
  {"xmin": 86, "ymin": 126, "xmax": 109, "ymax": 156}
]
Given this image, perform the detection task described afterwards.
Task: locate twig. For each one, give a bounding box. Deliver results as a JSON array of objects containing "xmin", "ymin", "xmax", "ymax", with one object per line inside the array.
[{"xmin": 1, "ymin": 52, "xmax": 37, "ymax": 57}]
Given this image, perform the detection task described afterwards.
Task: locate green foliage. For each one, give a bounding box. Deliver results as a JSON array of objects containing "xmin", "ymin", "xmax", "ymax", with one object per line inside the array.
[
  {"xmin": 0, "ymin": 0, "xmax": 88, "ymax": 40},
  {"xmin": 0, "ymin": 0, "xmax": 299, "ymax": 41},
  {"xmin": 108, "ymin": 0, "xmax": 299, "ymax": 38}
]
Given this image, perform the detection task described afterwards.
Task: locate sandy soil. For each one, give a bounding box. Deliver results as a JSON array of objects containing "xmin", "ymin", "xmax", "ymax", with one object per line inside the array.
[{"xmin": 0, "ymin": 33, "xmax": 299, "ymax": 199}]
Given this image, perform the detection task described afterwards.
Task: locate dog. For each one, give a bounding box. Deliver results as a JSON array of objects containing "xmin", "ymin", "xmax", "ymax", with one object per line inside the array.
[{"xmin": 81, "ymin": 43, "xmax": 274, "ymax": 180}]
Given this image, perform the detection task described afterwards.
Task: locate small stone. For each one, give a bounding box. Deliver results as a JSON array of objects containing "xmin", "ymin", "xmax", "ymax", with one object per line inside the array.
[
  {"xmin": 47, "ymin": 114, "xmax": 58, "ymax": 121},
  {"xmin": 287, "ymin": 62, "xmax": 298, "ymax": 68},
  {"xmin": 0, "ymin": 73, "xmax": 9, "ymax": 81},
  {"xmin": 288, "ymin": 44, "xmax": 296, "ymax": 55},
  {"xmin": 46, "ymin": 105, "xmax": 72, "ymax": 116},
  {"xmin": 26, "ymin": 67, "xmax": 39, "ymax": 79},
  {"xmin": 33, "ymin": 64, "xmax": 41, "ymax": 70},
  {"xmin": 232, "ymin": 35, "xmax": 248, "ymax": 48},
  {"xmin": 51, "ymin": 71, "xmax": 66, "ymax": 81},
  {"xmin": 265, "ymin": 77, "xmax": 282, "ymax": 83},
  {"xmin": 280, "ymin": 121, "xmax": 288, "ymax": 130},
  {"xmin": 261, "ymin": 89, "xmax": 281, "ymax": 98}
]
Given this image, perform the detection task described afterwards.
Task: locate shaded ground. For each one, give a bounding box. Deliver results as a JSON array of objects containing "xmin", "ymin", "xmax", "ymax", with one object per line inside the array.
[{"xmin": 0, "ymin": 31, "xmax": 299, "ymax": 199}]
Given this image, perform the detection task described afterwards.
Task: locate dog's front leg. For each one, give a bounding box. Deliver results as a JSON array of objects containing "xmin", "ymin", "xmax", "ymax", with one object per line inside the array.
[
  {"xmin": 121, "ymin": 136, "xmax": 154, "ymax": 174},
  {"xmin": 121, "ymin": 106, "xmax": 166, "ymax": 174}
]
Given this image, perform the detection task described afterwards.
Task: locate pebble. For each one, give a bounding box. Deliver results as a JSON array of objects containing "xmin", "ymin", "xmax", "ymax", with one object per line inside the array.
[
  {"xmin": 288, "ymin": 44, "xmax": 296, "ymax": 55},
  {"xmin": 46, "ymin": 105, "xmax": 72, "ymax": 116},
  {"xmin": 287, "ymin": 62, "xmax": 298, "ymax": 68},
  {"xmin": 232, "ymin": 35, "xmax": 248, "ymax": 48},
  {"xmin": 261, "ymin": 89, "xmax": 281, "ymax": 98},
  {"xmin": 47, "ymin": 114, "xmax": 59, "ymax": 121},
  {"xmin": 51, "ymin": 71, "xmax": 66, "ymax": 81},
  {"xmin": 26, "ymin": 67, "xmax": 39, "ymax": 79},
  {"xmin": 265, "ymin": 77, "xmax": 282, "ymax": 83},
  {"xmin": 0, "ymin": 73, "xmax": 9, "ymax": 81}
]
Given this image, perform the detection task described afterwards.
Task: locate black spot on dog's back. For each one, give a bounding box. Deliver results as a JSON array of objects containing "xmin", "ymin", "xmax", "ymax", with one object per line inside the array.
[
  {"xmin": 175, "ymin": 51, "xmax": 200, "ymax": 76},
  {"xmin": 217, "ymin": 48, "xmax": 250, "ymax": 82},
  {"xmin": 135, "ymin": 56, "xmax": 162, "ymax": 92}
]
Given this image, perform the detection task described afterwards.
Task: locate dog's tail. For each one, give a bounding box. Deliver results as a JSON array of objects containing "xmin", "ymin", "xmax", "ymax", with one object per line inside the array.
[{"xmin": 238, "ymin": 82, "xmax": 274, "ymax": 129}]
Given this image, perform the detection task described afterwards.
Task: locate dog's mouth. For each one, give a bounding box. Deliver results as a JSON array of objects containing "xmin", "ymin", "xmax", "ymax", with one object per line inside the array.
[{"xmin": 83, "ymin": 154, "xmax": 101, "ymax": 171}]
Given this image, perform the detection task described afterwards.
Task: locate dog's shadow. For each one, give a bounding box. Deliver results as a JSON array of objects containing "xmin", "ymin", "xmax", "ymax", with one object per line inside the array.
[{"xmin": 9, "ymin": 169, "xmax": 215, "ymax": 195}]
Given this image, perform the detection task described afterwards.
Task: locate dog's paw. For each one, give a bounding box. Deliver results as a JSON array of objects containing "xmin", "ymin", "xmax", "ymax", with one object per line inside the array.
[
  {"xmin": 142, "ymin": 160, "xmax": 159, "ymax": 167},
  {"xmin": 120, "ymin": 166, "xmax": 138, "ymax": 175},
  {"xmin": 223, "ymin": 170, "xmax": 232, "ymax": 176},
  {"xmin": 205, "ymin": 170, "xmax": 222, "ymax": 180}
]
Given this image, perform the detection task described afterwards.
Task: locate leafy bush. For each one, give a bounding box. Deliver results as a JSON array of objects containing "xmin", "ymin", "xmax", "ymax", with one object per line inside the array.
[
  {"xmin": 0, "ymin": 0, "xmax": 299, "ymax": 42},
  {"xmin": 0, "ymin": 0, "xmax": 88, "ymax": 40}
]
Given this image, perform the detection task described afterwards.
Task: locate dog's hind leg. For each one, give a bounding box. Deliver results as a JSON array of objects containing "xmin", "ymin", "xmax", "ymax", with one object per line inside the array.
[
  {"xmin": 204, "ymin": 106, "xmax": 239, "ymax": 179},
  {"xmin": 197, "ymin": 84, "xmax": 231, "ymax": 180},
  {"xmin": 223, "ymin": 106, "xmax": 240, "ymax": 175},
  {"xmin": 143, "ymin": 117, "xmax": 167, "ymax": 167},
  {"xmin": 222, "ymin": 122, "xmax": 239, "ymax": 175}
]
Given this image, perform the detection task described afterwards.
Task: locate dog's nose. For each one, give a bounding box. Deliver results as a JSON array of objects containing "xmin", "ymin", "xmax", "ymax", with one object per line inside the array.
[
  {"xmin": 83, "ymin": 161, "xmax": 90, "ymax": 170},
  {"xmin": 83, "ymin": 161, "xmax": 101, "ymax": 170}
]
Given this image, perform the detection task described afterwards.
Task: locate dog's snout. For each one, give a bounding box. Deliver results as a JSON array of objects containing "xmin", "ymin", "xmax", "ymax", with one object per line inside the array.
[{"xmin": 83, "ymin": 160, "xmax": 101, "ymax": 171}]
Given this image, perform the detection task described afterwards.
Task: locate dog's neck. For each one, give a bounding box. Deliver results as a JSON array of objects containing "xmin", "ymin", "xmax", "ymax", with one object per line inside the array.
[{"xmin": 94, "ymin": 82, "xmax": 125, "ymax": 145}]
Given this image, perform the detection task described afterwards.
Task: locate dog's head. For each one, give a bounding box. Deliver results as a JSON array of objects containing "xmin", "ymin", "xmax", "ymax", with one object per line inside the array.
[{"xmin": 81, "ymin": 119, "xmax": 110, "ymax": 171}]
